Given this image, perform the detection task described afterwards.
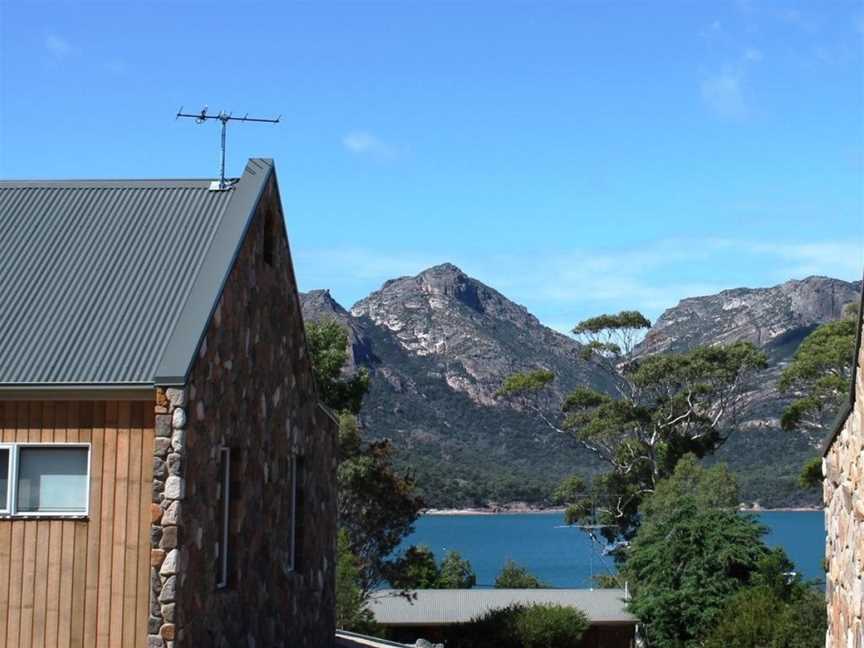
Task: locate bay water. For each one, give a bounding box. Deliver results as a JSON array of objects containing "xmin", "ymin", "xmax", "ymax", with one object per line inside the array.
[{"xmin": 400, "ymin": 510, "xmax": 824, "ymax": 588}]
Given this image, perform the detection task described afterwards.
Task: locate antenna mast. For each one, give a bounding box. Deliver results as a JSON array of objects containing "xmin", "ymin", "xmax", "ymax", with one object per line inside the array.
[{"xmin": 176, "ymin": 106, "xmax": 280, "ymax": 189}]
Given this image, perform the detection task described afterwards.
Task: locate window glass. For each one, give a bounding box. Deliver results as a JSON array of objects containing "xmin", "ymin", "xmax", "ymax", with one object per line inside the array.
[
  {"xmin": 0, "ymin": 448, "xmax": 8, "ymax": 511},
  {"xmin": 16, "ymin": 447, "xmax": 88, "ymax": 513},
  {"xmin": 216, "ymin": 448, "xmax": 230, "ymax": 588}
]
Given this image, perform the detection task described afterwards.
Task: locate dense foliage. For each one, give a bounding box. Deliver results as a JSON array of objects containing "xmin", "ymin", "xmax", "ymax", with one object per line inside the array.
[
  {"xmin": 622, "ymin": 456, "xmax": 825, "ymax": 648},
  {"xmin": 779, "ymin": 303, "xmax": 858, "ymax": 435},
  {"xmin": 499, "ymin": 310, "xmax": 766, "ymax": 542},
  {"xmin": 494, "ymin": 559, "xmax": 546, "ymax": 589},
  {"xmin": 703, "ymin": 585, "xmax": 826, "ymax": 648},
  {"xmin": 386, "ymin": 545, "xmax": 477, "ymax": 589},
  {"xmin": 438, "ymin": 550, "xmax": 478, "ymax": 588},
  {"xmin": 335, "ymin": 529, "xmax": 378, "ymax": 633},
  {"xmin": 306, "ymin": 319, "xmax": 369, "ymax": 415},
  {"xmin": 307, "ymin": 319, "xmax": 423, "ymax": 593},
  {"xmin": 385, "ymin": 545, "xmax": 441, "ymax": 589},
  {"xmin": 779, "ymin": 303, "xmax": 858, "ymax": 489},
  {"xmin": 445, "ymin": 604, "xmax": 589, "ymax": 648}
]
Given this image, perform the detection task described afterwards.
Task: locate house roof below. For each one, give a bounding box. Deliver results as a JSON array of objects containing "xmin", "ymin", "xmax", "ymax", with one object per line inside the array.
[{"xmin": 367, "ymin": 588, "xmax": 638, "ymax": 626}]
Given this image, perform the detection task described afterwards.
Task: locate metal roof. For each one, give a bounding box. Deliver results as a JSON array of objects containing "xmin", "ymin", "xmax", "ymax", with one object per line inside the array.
[
  {"xmin": 368, "ymin": 589, "xmax": 638, "ymax": 626},
  {"xmin": 335, "ymin": 631, "xmax": 412, "ymax": 648},
  {"xmin": 0, "ymin": 158, "xmax": 274, "ymax": 389}
]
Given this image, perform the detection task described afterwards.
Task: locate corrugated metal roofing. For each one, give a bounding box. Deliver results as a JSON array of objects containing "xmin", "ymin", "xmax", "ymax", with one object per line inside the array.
[
  {"xmin": 368, "ymin": 588, "xmax": 638, "ymax": 625},
  {"xmin": 0, "ymin": 158, "xmax": 274, "ymax": 387}
]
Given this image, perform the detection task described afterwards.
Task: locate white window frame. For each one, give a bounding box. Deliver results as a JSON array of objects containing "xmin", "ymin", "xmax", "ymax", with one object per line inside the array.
[
  {"xmin": 0, "ymin": 443, "xmax": 91, "ymax": 518},
  {"xmin": 216, "ymin": 447, "xmax": 231, "ymax": 589}
]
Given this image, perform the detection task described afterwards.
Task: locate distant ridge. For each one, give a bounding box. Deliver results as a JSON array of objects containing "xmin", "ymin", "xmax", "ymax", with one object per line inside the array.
[{"xmin": 301, "ymin": 266, "xmax": 860, "ymax": 509}]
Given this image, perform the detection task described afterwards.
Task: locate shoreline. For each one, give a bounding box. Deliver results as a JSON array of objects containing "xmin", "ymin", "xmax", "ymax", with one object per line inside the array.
[{"xmin": 422, "ymin": 506, "xmax": 821, "ymax": 516}]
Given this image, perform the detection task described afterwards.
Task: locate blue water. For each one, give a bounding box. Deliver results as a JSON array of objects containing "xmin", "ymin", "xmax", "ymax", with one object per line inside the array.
[{"xmin": 401, "ymin": 511, "xmax": 825, "ymax": 588}]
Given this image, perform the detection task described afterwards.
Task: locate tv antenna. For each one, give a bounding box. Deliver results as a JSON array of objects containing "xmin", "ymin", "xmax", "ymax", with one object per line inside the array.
[{"xmin": 176, "ymin": 106, "xmax": 280, "ymax": 190}]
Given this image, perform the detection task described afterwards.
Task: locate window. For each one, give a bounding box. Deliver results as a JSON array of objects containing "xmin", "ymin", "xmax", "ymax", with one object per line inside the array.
[
  {"xmin": 290, "ymin": 455, "xmax": 303, "ymax": 572},
  {"xmin": 216, "ymin": 447, "xmax": 231, "ymax": 589},
  {"xmin": 0, "ymin": 444, "xmax": 90, "ymax": 517},
  {"xmin": 0, "ymin": 447, "xmax": 9, "ymax": 513},
  {"xmin": 263, "ymin": 208, "xmax": 277, "ymax": 266}
]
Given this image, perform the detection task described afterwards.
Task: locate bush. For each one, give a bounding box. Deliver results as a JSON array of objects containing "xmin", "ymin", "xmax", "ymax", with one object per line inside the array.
[
  {"xmin": 494, "ymin": 559, "xmax": 546, "ymax": 588},
  {"xmin": 445, "ymin": 603, "xmax": 588, "ymax": 648},
  {"xmin": 514, "ymin": 604, "xmax": 590, "ymax": 648},
  {"xmin": 703, "ymin": 585, "xmax": 826, "ymax": 648}
]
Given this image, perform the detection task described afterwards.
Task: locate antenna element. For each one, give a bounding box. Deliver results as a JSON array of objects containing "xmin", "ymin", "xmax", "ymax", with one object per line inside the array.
[{"xmin": 176, "ymin": 106, "xmax": 280, "ymax": 189}]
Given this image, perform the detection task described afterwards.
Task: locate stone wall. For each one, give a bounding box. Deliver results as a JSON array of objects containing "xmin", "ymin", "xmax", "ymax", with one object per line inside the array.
[
  {"xmin": 824, "ymin": 318, "xmax": 864, "ymax": 648},
  {"xmin": 148, "ymin": 176, "xmax": 338, "ymax": 648}
]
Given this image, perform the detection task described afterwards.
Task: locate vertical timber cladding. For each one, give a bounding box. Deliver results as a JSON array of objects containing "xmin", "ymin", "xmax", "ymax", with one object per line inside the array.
[
  {"xmin": 0, "ymin": 400, "xmax": 155, "ymax": 648},
  {"xmin": 177, "ymin": 174, "xmax": 337, "ymax": 648}
]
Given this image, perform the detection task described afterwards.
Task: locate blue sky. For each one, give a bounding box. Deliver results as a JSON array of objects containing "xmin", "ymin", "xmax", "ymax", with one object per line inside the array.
[{"xmin": 1, "ymin": 1, "xmax": 862, "ymax": 331}]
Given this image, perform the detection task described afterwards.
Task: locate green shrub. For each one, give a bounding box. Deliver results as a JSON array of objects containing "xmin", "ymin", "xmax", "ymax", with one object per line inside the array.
[
  {"xmin": 446, "ymin": 603, "xmax": 588, "ymax": 648},
  {"xmin": 703, "ymin": 585, "xmax": 826, "ymax": 648},
  {"xmin": 494, "ymin": 559, "xmax": 547, "ymax": 588},
  {"xmin": 514, "ymin": 604, "xmax": 590, "ymax": 648}
]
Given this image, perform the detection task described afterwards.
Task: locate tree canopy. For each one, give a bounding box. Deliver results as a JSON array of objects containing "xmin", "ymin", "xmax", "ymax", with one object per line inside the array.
[
  {"xmin": 498, "ymin": 309, "xmax": 766, "ymax": 542},
  {"xmin": 620, "ymin": 456, "xmax": 823, "ymax": 648},
  {"xmin": 306, "ymin": 319, "xmax": 370, "ymax": 415},
  {"xmin": 306, "ymin": 319, "xmax": 423, "ymax": 594},
  {"xmin": 386, "ymin": 545, "xmax": 441, "ymax": 589},
  {"xmin": 335, "ymin": 529, "xmax": 378, "ymax": 633},
  {"xmin": 494, "ymin": 559, "xmax": 546, "ymax": 589},
  {"xmin": 385, "ymin": 546, "xmax": 477, "ymax": 589},
  {"xmin": 779, "ymin": 307, "xmax": 858, "ymax": 436},
  {"xmin": 438, "ymin": 550, "xmax": 478, "ymax": 588}
]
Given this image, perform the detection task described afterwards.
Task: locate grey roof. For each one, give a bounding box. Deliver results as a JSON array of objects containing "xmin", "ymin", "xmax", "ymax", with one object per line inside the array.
[
  {"xmin": 823, "ymin": 271, "xmax": 864, "ymax": 455},
  {"xmin": 368, "ymin": 589, "xmax": 638, "ymax": 626},
  {"xmin": 335, "ymin": 631, "xmax": 411, "ymax": 648},
  {"xmin": 0, "ymin": 158, "xmax": 274, "ymax": 388}
]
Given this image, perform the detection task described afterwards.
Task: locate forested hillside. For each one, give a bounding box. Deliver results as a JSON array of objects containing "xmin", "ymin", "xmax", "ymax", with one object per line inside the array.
[{"xmin": 301, "ymin": 267, "xmax": 860, "ymax": 509}]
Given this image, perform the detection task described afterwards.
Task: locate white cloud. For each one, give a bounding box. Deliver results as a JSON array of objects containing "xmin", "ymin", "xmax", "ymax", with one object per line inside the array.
[
  {"xmin": 701, "ymin": 71, "xmax": 748, "ymax": 119},
  {"xmin": 44, "ymin": 34, "xmax": 72, "ymax": 60},
  {"xmin": 342, "ymin": 131, "xmax": 397, "ymax": 160}
]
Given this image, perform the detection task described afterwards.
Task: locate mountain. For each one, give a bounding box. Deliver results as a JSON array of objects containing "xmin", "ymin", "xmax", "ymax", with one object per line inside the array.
[
  {"xmin": 301, "ymin": 267, "xmax": 861, "ymax": 509},
  {"xmin": 636, "ymin": 276, "xmax": 861, "ymax": 507},
  {"xmin": 639, "ymin": 276, "xmax": 859, "ymax": 361},
  {"xmin": 301, "ymin": 264, "xmax": 609, "ymax": 507}
]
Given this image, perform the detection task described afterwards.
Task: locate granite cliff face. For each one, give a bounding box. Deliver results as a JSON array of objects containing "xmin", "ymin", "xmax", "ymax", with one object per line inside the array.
[
  {"xmin": 300, "ymin": 264, "xmax": 605, "ymax": 507},
  {"xmin": 636, "ymin": 275, "xmax": 860, "ymax": 507},
  {"xmin": 639, "ymin": 276, "xmax": 860, "ymax": 361},
  {"xmin": 301, "ymin": 267, "xmax": 860, "ymax": 508},
  {"xmin": 350, "ymin": 263, "xmax": 601, "ymax": 406}
]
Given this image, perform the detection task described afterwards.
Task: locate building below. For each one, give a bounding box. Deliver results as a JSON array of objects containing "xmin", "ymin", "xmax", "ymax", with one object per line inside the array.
[
  {"xmin": 823, "ymin": 277, "xmax": 864, "ymax": 647},
  {"xmin": 368, "ymin": 588, "xmax": 637, "ymax": 648}
]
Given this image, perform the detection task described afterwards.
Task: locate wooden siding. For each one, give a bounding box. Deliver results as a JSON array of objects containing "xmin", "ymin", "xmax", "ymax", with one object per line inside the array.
[{"xmin": 0, "ymin": 401, "xmax": 154, "ymax": 648}]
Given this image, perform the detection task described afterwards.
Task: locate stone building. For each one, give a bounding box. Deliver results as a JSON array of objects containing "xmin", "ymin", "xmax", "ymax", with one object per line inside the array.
[
  {"xmin": 0, "ymin": 158, "xmax": 337, "ymax": 648},
  {"xmin": 824, "ymin": 277, "xmax": 864, "ymax": 647}
]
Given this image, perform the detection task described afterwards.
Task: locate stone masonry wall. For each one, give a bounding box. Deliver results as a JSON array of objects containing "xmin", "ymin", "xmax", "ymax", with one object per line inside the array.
[
  {"xmin": 148, "ymin": 176, "xmax": 337, "ymax": 648},
  {"xmin": 824, "ymin": 318, "xmax": 864, "ymax": 648}
]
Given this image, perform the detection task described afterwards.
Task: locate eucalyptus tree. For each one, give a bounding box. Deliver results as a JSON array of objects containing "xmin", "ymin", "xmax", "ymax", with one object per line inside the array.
[{"xmin": 498, "ymin": 310, "xmax": 766, "ymax": 542}]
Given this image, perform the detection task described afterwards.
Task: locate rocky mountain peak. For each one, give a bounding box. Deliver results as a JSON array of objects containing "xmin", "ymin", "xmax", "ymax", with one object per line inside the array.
[
  {"xmin": 637, "ymin": 275, "xmax": 860, "ymax": 358},
  {"xmin": 299, "ymin": 288, "xmax": 348, "ymax": 316},
  {"xmin": 347, "ymin": 263, "xmax": 596, "ymax": 405}
]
